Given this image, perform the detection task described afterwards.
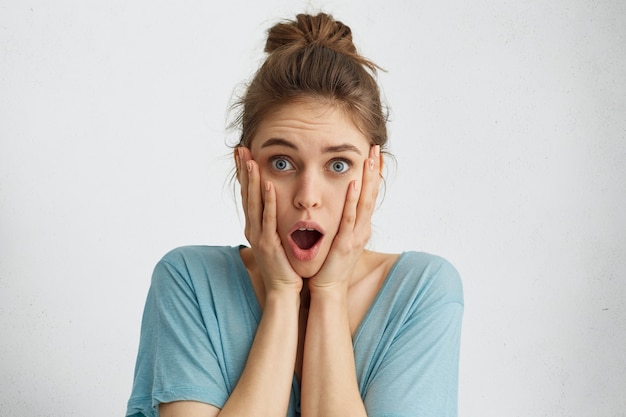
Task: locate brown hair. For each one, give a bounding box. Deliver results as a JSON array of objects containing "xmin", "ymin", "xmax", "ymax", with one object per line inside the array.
[{"xmin": 231, "ymin": 13, "xmax": 388, "ymax": 149}]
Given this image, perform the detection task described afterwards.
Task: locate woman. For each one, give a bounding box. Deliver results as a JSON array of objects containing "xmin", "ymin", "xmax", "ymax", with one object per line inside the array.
[{"xmin": 126, "ymin": 12, "xmax": 463, "ymax": 417}]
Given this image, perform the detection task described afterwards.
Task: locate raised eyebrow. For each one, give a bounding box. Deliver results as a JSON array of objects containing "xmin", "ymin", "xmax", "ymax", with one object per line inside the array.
[
  {"xmin": 260, "ymin": 138, "xmax": 298, "ymax": 150},
  {"xmin": 323, "ymin": 144, "xmax": 363, "ymax": 155}
]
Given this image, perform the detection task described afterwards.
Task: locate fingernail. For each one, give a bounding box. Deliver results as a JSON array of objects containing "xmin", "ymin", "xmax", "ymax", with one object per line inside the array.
[
  {"xmin": 369, "ymin": 158, "xmax": 375, "ymax": 170},
  {"xmin": 238, "ymin": 147, "xmax": 244, "ymax": 159},
  {"xmin": 265, "ymin": 181, "xmax": 270, "ymax": 191},
  {"xmin": 373, "ymin": 145, "xmax": 380, "ymax": 158},
  {"xmin": 246, "ymin": 161, "xmax": 252, "ymax": 172},
  {"xmin": 353, "ymin": 180, "xmax": 360, "ymax": 192}
]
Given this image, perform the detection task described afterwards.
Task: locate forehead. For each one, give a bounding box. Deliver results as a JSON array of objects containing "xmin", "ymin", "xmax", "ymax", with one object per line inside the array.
[{"xmin": 250, "ymin": 100, "xmax": 371, "ymax": 153}]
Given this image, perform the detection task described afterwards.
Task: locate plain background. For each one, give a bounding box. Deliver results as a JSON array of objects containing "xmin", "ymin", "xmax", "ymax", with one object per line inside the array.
[{"xmin": 1, "ymin": 0, "xmax": 625, "ymax": 416}]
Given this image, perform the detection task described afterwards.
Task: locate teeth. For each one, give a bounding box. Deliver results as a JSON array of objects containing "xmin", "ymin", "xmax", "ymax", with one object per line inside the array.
[{"xmin": 297, "ymin": 228, "xmax": 316, "ymax": 231}]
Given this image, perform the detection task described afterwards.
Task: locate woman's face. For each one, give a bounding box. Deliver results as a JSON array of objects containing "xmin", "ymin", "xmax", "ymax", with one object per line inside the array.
[{"xmin": 249, "ymin": 99, "xmax": 373, "ymax": 278}]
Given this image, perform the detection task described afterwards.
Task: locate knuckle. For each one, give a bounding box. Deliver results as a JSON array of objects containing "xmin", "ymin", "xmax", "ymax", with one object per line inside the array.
[
  {"xmin": 262, "ymin": 208, "xmax": 274, "ymax": 222},
  {"xmin": 343, "ymin": 213, "xmax": 356, "ymax": 224}
]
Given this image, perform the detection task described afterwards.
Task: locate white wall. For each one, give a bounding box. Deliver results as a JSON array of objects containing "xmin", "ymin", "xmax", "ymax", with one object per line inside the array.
[{"xmin": 1, "ymin": 1, "xmax": 624, "ymax": 416}]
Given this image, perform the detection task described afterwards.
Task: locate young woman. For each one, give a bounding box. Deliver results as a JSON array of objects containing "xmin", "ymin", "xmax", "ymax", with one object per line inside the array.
[{"xmin": 126, "ymin": 12, "xmax": 463, "ymax": 417}]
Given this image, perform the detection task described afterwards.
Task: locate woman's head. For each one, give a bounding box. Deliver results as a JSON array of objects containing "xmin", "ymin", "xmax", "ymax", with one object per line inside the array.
[
  {"xmin": 232, "ymin": 12, "xmax": 388, "ymax": 150},
  {"xmin": 232, "ymin": 13, "xmax": 388, "ymax": 277}
]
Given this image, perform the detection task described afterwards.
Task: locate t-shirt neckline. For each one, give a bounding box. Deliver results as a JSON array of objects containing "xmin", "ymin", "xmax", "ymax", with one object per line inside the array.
[{"xmin": 229, "ymin": 245, "xmax": 407, "ymax": 342}]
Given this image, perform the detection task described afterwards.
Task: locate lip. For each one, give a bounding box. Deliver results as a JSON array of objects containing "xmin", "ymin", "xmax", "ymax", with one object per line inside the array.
[{"xmin": 287, "ymin": 221, "xmax": 325, "ymax": 262}]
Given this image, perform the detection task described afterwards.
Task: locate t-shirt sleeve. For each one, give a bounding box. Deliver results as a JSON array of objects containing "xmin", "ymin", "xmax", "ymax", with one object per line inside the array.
[
  {"xmin": 126, "ymin": 252, "xmax": 229, "ymax": 417},
  {"xmin": 363, "ymin": 258, "xmax": 464, "ymax": 417}
]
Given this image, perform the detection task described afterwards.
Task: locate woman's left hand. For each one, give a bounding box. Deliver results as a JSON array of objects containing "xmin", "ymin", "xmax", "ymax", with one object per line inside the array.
[{"xmin": 309, "ymin": 145, "xmax": 382, "ymax": 293}]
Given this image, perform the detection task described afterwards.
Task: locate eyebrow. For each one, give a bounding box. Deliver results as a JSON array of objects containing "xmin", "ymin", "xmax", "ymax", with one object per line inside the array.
[{"xmin": 260, "ymin": 138, "xmax": 363, "ymax": 155}]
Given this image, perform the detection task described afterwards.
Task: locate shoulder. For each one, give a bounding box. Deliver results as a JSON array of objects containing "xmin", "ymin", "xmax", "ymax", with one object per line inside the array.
[
  {"xmin": 156, "ymin": 245, "xmax": 242, "ymax": 274},
  {"xmin": 389, "ymin": 251, "xmax": 464, "ymax": 307},
  {"xmin": 159, "ymin": 245, "xmax": 237, "ymax": 265},
  {"xmin": 151, "ymin": 245, "xmax": 242, "ymax": 288}
]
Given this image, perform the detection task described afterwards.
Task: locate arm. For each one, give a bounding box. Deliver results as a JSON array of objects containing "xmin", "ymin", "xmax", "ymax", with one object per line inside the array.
[
  {"xmin": 219, "ymin": 287, "xmax": 300, "ymax": 415},
  {"xmin": 301, "ymin": 288, "xmax": 367, "ymax": 417},
  {"xmin": 160, "ymin": 288, "xmax": 300, "ymax": 417}
]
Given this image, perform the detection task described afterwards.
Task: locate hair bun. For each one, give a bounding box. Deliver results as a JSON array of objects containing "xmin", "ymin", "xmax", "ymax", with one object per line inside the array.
[{"xmin": 265, "ymin": 13, "xmax": 356, "ymax": 56}]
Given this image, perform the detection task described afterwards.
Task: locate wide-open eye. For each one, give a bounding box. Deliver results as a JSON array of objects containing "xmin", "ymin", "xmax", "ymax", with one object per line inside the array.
[
  {"xmin": 327, "ymin": 159, "xmax": 351, "ymax": 174},
  {"xmin": 270, "ymin": 156, "xmax": 294, "ymax": 172}
]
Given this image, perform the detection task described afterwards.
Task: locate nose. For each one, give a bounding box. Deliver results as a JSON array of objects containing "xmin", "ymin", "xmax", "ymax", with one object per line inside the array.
[{"xmin": 293, "ymin": 172, "xmax": 322, "ymax": 209}]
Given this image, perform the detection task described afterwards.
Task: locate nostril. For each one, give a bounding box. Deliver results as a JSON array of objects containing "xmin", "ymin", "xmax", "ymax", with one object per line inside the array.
[
  {"xmin": 296, "ymin": 200, "xmax": 320, "ymax": 209},
  {"xmin": 295, "ymin": 196, "xmax": 320, "ymax": 209}
]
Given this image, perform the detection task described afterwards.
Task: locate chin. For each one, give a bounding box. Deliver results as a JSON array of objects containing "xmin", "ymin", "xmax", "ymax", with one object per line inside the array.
[{"xmin": 289, "ymin": 259, "xmax": 323, "ymax": 279}]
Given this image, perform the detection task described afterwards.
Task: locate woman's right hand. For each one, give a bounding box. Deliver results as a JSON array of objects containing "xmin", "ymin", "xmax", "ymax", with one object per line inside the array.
[{"xmin": 237, "ymin": 147, "xmax": 303, "ymax": 294}]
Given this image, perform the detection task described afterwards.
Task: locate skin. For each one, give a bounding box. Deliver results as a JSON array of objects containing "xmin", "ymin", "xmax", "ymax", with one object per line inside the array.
[{"xmin": 159, "ymin": 98, "xmax": 398, "ymax": 417}]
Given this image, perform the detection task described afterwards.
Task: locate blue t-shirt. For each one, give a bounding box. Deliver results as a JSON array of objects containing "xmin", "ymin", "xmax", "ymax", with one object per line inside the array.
[{"xmin": 126, "ymin": 245, "xmax": 463, "ymax": 417}]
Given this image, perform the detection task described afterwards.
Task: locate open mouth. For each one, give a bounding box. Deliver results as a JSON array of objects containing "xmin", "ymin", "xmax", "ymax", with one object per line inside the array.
[
  {"xmin": 291, "ymin": 228, "xmax": 323, "ymax": 250},
  {"xmin": 288, "ymin": 222, "xmax": 325, "ymax": 262}
]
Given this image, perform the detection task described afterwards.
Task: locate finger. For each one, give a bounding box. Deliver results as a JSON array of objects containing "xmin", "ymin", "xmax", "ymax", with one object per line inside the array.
[
  {"xmin": 336, "ymin": 179, "xmax": 360, "ymax": 240},
  {"xmin": 262, "ymin": 180, "xmax": 277, "ymax": 237},
  {"xmin": 367, "ymin": 144, "xmax": 382, "ymax": 196},
  {"xmin": 355, "ymin": 145, "xmax": 381, "ymax": 224},
  {"xmin": 237, "ymin": 147, "xmax": 252, "ymax": 238},
  {"xmin": 246, "ymin": 159, "xmax": 263, "ymax": 238},
  {"xmin": 347, "ymin": 146, "xmax": 380, "ymax": 246},
  {"xmin": 237, "ymin": 148, "xmax": 248, "ymax": 204}
]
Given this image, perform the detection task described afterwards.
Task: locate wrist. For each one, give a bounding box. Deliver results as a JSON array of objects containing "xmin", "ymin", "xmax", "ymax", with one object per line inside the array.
[
  {"xmin": 264, "ymin": 285, "xmax": 302, "ymax": 308},
  {"xmin": 308, "ymin": 281, "xmax": 349, "ymax": 300}
]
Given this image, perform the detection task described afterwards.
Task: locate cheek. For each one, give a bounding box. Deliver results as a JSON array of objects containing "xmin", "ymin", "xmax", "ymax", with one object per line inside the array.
[{"xmin": 324, "ymin": 181, "xmax": 351, "ymax": 221}]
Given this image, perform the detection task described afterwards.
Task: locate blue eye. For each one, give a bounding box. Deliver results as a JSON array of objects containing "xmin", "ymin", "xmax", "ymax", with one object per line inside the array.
[
  {"xmin": 270, "ymin": 157, "xmax": 293, "ymax": 171},
  {"xmin": 328, "ymin": 159, "xmax": 350, "ymax": 173}
]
